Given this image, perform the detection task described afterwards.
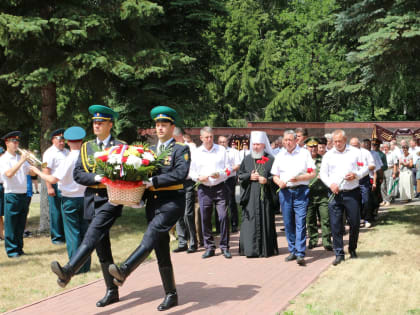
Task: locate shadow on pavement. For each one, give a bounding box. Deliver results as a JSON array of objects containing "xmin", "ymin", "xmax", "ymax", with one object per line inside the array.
[{"xmin": 96, "ymin": 281, "xmax": 261, "ymax": 315}]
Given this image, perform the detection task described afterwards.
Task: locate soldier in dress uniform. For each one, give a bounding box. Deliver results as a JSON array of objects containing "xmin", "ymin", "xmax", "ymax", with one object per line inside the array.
[
  {"xmin": 43, "ymin": 128, "xmax": 69, "ymax": 244},
  {"xmin": 31, "ymin": 126, "xmax": 91, "ymax": 273},
  {"xmin": 109, "ymin": 106, "xmax": 190, "ymax": 311},
  {"xmin": 0, "ymin": 131, "xmax": 35, "ymax": 257},
  {"xmin": 305, "ymin": 137, "xmax": 332, "ymax": 251},
  {"xmin": 50, "ymin": 105, "xmax": 125, "ymax": 308}
]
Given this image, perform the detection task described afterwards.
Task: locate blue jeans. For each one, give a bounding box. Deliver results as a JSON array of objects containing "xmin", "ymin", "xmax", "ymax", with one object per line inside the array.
[{"xmin": 279, "ymin": 185, "xmax": 309, "ymax": 257}]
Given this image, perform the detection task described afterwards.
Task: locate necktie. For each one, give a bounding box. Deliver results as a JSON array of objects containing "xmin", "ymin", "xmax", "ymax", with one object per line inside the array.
[
  {"xmin": 159, "ymin": 144, "xmax": 165, "ymax": 154},
  {"xmin": 98, "ymin": 141, "xmax": 104, "ymax": 151}
]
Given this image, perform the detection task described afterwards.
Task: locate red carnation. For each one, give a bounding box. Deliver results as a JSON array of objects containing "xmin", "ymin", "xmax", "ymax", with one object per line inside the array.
[
  {"xmin": 142, "ymin": 159, "xmax": 150, "ymax": 166},
  {"xmin": 137, "ymin": 148, "xmax": 144, "ymax": 154},
  {"xmin": 307, "ymin": 168, "xmax": 314, "ymax": 173},
  {"xmin": 261, "ymin": 156, "xmax": 269, "ymax": 163},
  {"xmin": 370, "ymin": 178, "xmax": 374, "ymax": 185},
  {"xmin": 225, "ymin": 168, "xmax": 231, "ymax": 176},
  {"xmin": 122, "ymin": 156, "xmax": 128, "ymax": 163},
  {"xmin": 357, "ymin": 162, "xmax": 364, "ymax": 166},
  {"xmin": 97, "ymin": 155, "xmax": 108, "ymax": 162}
]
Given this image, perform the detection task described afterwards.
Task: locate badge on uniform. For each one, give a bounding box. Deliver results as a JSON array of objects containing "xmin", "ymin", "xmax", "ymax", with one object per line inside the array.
[
  {"xmin": 164, "ymin": 156, "xmax": 172, "ymax": 165},
  {"xmin": 184, "ymin": 153, "xmax": 189, "ymax": 161}
]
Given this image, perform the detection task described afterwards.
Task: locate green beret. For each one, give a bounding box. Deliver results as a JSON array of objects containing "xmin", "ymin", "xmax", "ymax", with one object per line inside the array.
[
  {"xmin": 304, "ymin": 136, "xmax": 320, "ymax": 147},
  {"xmin": 150, "ymin": 106, "xmax": 180, "ymax": 125},
  {"xmin": 89, "ymin": 105, "xmax": 118, "ymax": 121}
]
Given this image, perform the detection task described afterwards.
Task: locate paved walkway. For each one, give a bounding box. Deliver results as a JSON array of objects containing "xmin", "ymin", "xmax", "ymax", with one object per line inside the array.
[{"xmin": 6, "ymin": 214, "xmax": 340, "ymax": 315}]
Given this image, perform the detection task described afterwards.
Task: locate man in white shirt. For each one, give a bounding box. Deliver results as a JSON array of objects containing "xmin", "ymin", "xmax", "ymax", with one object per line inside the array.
[
  {"xmin": 408, "ymin": 139, "xmax": 419, "ymax": 195},
  {"xmin": 271, "ymin": 130, "xmax": 316, "ymax": 266},
  {"xmin": 320, "ymin": 130, "xmax": 368, "ymax": 266},
  {"xmin": 172, "ymin": 128, "xmax": 197, "ymax": 253},
  {"xmin": 31, "ymin": 127, "xmax": 90, "ymax": 273},
  {"xmin": 0, "ymin": 131, "xmax": 35, "ymax": 258},
  {"xmin": 189, "ymin": 127, "xmax": 231, "ymax": 259},
  {"xmin": 42, "ymin": 128, "xmax": 69, "ymax": 244},
  {"xmin": 349, "ymin": 138, "xmax": 376, "ymax": 229},
  {"xmin": 218, "ymin": 136, "xmax": 241, "ymax": 232}
]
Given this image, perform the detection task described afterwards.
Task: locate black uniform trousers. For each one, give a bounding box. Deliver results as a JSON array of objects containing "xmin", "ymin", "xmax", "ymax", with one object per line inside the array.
[
  {"xmin": 142, "ymin": 190, "xmax": 185, "ymax": 267},
  {"xmin": 175, "ymin": 179, "xmax": 197, "ymax": 249},
  {"xmin": 329, "ymin": 187, "xmax": 361, "ymax": 257},
  {"xmin": 81, "ymin": 189, "xmax": 122, "ymax": 263}
]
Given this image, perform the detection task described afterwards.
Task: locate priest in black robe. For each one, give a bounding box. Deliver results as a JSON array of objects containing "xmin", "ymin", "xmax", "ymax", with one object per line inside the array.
[{"xmin": 238, "ymin": 131, "xmax": 279, "ymax": 258}]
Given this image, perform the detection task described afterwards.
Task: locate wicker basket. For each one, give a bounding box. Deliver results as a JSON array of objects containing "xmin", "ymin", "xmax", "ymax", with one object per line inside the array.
[{"xmin": 106, "ymin": 184, "xmax": 146, "ymax": 206}]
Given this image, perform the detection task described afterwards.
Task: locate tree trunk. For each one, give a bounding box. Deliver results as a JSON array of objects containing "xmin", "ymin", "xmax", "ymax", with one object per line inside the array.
[
  {"xmin": 39, "ymin": 83, "xmax": 57, "ymax": 232},
  {"xmin": 39, "ymin": 180, "xmax": 50, "ymax": 233}
]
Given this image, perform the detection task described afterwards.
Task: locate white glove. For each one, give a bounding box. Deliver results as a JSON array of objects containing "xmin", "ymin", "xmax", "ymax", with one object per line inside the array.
[
  {"xmin": 144, "ymin": 178, "xmax": 153, "ymax": 188},
  {"xmin": 130, "ymin": 200, "xmax": 145, "ymax": 208},
  {"xmin": 94, "ymin": 175, "xmax": 103, "ymax": 183}
]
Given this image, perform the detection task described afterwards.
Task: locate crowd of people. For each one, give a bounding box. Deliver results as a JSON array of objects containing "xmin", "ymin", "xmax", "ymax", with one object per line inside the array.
[{"xmin": 1, "ymin": 108, "xmax": 419, "ymax": 311}]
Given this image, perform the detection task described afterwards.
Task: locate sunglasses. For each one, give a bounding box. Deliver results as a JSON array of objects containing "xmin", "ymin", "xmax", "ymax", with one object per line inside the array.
[
  {"xmin": 54, "ymin": 136, "xmax": 65, "ymax": 140},
  {"xmin": 7, "ymin": 138, "xmax": 20, "ymax": 142}
]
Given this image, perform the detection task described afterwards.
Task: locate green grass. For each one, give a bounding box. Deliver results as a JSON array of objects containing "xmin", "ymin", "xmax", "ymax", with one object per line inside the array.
[{"xmin": 283, "ymin": 204, "xmax": 420, "ymax": 315}]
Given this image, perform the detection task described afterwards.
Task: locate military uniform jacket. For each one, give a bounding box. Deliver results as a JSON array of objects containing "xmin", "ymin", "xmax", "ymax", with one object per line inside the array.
[
  {"xmin": 309, "ymin": 154, "xmax": 329, "ymax": 195},
  {"xmin": 144, "ymin": 139, "xmax": 191, "ymax": 221},
  {"xmin": 73, "ymin": 136, "xmax": 125, "ymax": 220}
]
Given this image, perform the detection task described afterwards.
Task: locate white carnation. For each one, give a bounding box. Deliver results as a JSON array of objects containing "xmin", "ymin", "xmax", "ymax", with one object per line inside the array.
[
  {"xmin": 94, "ymin": 151, "xmax": 106, "ymax": 158},
  {"xmin": 126, "ymin": 155, "xmax": 142, "ymax": 168},
  {"xmin": 107, "ymin": 154, "xmax": 121, "ymax": 164},
  {"xmin": 142, "ymin": 152, "xmax": 155, "ymax": 162}
]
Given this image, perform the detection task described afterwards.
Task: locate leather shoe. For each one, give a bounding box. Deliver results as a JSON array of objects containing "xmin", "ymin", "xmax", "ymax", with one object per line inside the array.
[
  {"xmin": 324, "ymin": 245, "xmax": 333, "ymax": 251},
  {"xmin": 231, "ymin": 226, "xmax": 238, "ymax": 233},
  {"xmin": 187, "ymin": 247, "xmax": 197, "ymax": 254},
  {"xmin": 332, "ymin": 256, "xmax": 345, "ymax": 266},
  {"xmin": 285, "ymin": 253, "xmax": 297, "ymax": 262},
  {"xmin": 172, "ymin": 246, "xmax": 188, "ymax": 253},
  {"xmin": 308, "ymin": 243, "xmax": 317, "ymax": 250},
  {"xmin": 202, "ymin": 249, "xmax": 215, "ymax": 259},
  {"xmin": 157, "ymin": 292, "xmax": 178, "ymax": 311},
  {"xmin": 296, "ymin": 256, "xmax": 306, "ymax": 266},
  {"xmin": 349, "ymin": 250, "xmax": 358, "ymax": 259},
  {"xmin": 222, "ymin": 249, "xmax": 232, "ymax": 259}
]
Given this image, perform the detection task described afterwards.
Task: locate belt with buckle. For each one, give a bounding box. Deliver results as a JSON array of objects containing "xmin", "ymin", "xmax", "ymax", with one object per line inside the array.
[
  {"xmin": 287, "ymin": 185, "xmax": 307, "ymax": 190},
  {"xmin": 149, "ymin": 184, "xmax": 184, "ymax": 191},
  {"xmin": 88, "ymin": 184, "xmax": 107, "ymax": 189},
  {"xmin": 340, "ymin": 187, "xmax": 359, "ymax": 193}
]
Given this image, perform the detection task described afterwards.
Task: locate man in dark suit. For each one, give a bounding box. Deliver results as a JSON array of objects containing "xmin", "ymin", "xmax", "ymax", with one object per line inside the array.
[
  {"xmin": 109, "ymin": 106, "xmax": 190, "ymax": 311},
  {"xmin": 50, "ymin": 105, "xmax": 125, "ymax": 308}
]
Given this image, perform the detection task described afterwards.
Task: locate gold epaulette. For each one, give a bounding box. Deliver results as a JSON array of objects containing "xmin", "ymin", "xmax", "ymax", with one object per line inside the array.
[
  {"xmin": 81, "ymin": 140, "xmax": 96, "ymax": 173},
  {"xmin": 175, "ymin": 142, "xmax": 186, "ymax": 146}
]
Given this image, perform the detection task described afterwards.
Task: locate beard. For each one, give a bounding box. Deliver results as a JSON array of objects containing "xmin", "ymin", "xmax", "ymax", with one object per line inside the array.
[{"xmin": 251, "ymin": 150, "xmax": 264, "ymax": 159}]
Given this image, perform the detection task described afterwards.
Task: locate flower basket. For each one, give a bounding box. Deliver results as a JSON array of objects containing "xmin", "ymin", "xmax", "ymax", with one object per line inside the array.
[
  {"xmin": 92, "ymin": 144, "xmax": 169, "ymax": 206},
  {"xmin": 102, "ymin": 178, "xmax": 146, "ymax": 206},
  {"xmin": 107, "ymin": 184, "xmax": 146, "ymax": 206}
]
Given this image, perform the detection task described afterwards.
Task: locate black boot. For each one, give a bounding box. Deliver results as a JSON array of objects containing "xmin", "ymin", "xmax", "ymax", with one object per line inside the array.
[
  {"xmin": 96, "ymin": 262, "xmax": 119, "ymax": 307},
  {"xmin": 108, "ymin": 244, "xmax": 151, "ymax": 286},
  {"xmin": 157, "ymin": 266, "xmax": 178, "ymax": 311},
  {"xmin": 51, "ymin": 244, "xmax": 92, "ymax": 288}
]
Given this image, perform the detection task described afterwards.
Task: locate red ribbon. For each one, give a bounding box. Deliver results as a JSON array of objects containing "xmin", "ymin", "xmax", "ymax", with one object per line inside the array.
[{"xmin": 101, "ymin": 177, "xmax": 144, "ymax": 189}]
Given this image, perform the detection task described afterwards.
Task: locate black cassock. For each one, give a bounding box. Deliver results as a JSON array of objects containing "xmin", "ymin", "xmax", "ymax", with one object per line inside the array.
[{"xmin": 238, "ymin": 153, "xmax": 279, "ymax": 258}]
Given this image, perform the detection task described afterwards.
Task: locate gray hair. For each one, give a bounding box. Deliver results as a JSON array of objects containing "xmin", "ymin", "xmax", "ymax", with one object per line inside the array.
[
  {"xmin": 383, "ymin": 142, "xmax": 390, "ymax": 148},
  {"xmin": 200, "ymin": 126, "xmax": 213, "ymax": 136},
  {"xmin": 324, "ymin": 133, "xmax": 332, "ymax": 140},
  {"xmin": 283, "ymin": 130, "xmax": 296, "ymax": 139},
  {"xmin": 332, "ymin": 129, "xmax": 346, "ymax": 138},
  {"xmin": 173, "ymin": 127, "xmax": 183, "ymax": 137}
]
